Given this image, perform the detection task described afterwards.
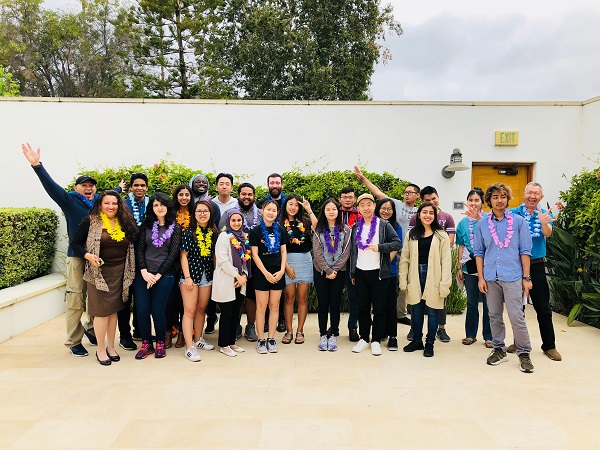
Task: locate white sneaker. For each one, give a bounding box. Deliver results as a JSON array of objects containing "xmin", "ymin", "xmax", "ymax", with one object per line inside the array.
[
  {"xmin": 219, "ymin": 346, "xmax": 237, "ymax": 357},
  {"xmin": 257, "ymin": 339, "xmax": 268, "ymax": 354},
  {"xmin": 352, "ymin": 339, "xmax": 370, "ymax": 353},
  {"xmin": 267, "ymin": 338, "xmax": 278, "ymax": 353},
  {"xmin": 230, "ymin": 345, "xmax": 245, "ymax": 353},
  {"xmin": 185, "ymin": 346, "xmax": 201, "ymax": 362},
  {"xmin": 371, "ymin": 341, "xmax": 382, "ymax": 356},
  {"xmin": 194, "ymin": 337, "xmax": 214, "ymax": 350}
]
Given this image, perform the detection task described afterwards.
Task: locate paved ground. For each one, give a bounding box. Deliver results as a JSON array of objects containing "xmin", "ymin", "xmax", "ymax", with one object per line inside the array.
[{"xmin": 0, "ymin": 307, "xmax": 598, "ymax": 449}]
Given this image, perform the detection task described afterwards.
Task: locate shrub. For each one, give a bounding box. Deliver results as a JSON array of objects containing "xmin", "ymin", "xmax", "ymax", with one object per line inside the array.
[
  {"xmin": 0, "ymin": 208, "xmax": 58, "ymax": 289},
  {"xmin": 446, "ymin": 246, "xmax": 467, "ymax": 315}
]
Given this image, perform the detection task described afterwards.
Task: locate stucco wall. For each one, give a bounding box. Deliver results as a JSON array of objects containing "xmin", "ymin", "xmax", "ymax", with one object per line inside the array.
[{"xmin": 1, "ymin": 97, "xmax": 597, "ymax": 270}]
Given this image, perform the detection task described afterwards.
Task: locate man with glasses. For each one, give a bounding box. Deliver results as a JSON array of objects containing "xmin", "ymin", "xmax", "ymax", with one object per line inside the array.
[{"xmin": 353, "ymin": 166, "xmax": 419, "ymax": 327}]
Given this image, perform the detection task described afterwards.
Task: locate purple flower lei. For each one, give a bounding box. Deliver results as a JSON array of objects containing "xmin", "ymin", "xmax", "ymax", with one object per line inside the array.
[
  {"xmin": 236, "ymin": 203, "xmax": 259, "ymax": 229},
  {"xmin": 355, "ymin": 217, "xmax": 378, "ymax": 250},
  {"xmin": 260, "ymin": 219, "xmax": 281, "ymax": 253},
  {"xmin": 151, "ymin": 221, "xmax": 176, "ymax": 248},
  {"xmin": 323, "ymin": 226, "xmax": 341, "ymax": 254},
  {"xmin": 488, "ymin": 211, "xmax": 514, "ymax": 248}
]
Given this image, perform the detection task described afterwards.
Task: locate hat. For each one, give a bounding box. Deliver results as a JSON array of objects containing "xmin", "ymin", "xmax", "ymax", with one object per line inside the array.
[
  {"xmin": 357, "ymin": 193, "xmax": 375, "ymax": 205},
  {"xmin": 75, "ymin": 175, "xmax": 97, "ymax": 185}
]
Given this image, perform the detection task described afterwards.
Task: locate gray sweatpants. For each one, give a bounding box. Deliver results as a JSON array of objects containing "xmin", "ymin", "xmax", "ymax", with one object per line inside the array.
[{"xmin": 486, "ymin": 280, "xmax": 532, "ymax": 355}]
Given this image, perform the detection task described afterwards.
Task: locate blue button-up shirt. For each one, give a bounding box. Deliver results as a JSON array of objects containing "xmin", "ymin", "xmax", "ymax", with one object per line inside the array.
[{"xmin": 473, "ymin": 211, "xmax": 532, "ymax": 282}]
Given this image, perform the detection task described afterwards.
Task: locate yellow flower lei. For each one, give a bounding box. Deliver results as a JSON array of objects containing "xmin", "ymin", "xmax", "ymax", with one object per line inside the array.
[
  {"xmin": 195, "ymin": 227, "xmax": 213, "ymax": 257},
  {"xmin": 176, "ymin": 209, "xmax": 191, "ymax": 229},
  {"xmin": 100, "ymin": 212, "xmax": 125, "ymax": 242}
]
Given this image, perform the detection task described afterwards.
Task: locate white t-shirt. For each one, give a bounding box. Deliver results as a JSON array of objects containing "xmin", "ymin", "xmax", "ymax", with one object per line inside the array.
[
  {"xmin": 356, "ymin": 219, "xmax": 380, "ymax": 270},
  {"xmin": 392, "ymin": 199, "xmax": 417, "ymax": 238}
]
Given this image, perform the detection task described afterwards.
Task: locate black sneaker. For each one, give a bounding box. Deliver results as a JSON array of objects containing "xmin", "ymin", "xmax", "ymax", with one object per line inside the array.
[
  {"xmin": 403, "ymin": 340, "xmax": 424, "ymax": 352},
  {"xmin": 349, "ymin": 328, "xmax": 360, "ymax": 342},
  {"xmin": 436, "ymin": 328, "xmax": 450, "ymax": 343},
  {"xmin": 387, "ymin": 337, "xmax": 399, "ymax": 351},
  {"xmin": 70, "ymin": 343, "xmax": 89, "ymax": 357},
  {"xmin": 407, "ymin": 329, "xmax": 414, "ymax": 341},
  {"xmin": 119, "ymin": 337, "xmax": 137, "ymax": 351},
  {"xmin": 423, "ymin": 343, "xmax": 434, "ymax": 357},
  {"xmin": 236, "ymin": 325, "xmax": 243, "ymax": 341},
  {"xmin": 132, "ymin": 331, "xmax": 142, "ymax": 341},
  {"xmin": 83, "ymin": 329, "xmax": 97, "ymax": 346},
  {"xmin": 519, "ymin": 353, "xmax": 535, "ymax": 373},
  {"xmin": 276, "ymin": 318, "xmax": 286, "ymax": 333},
  {"xmin": 397, "ymin": 317, "xmax": 412, "ymax": 326},
  {"xmin": 205, "ymin": 315, "xmax": 218, "ymax": 334}
]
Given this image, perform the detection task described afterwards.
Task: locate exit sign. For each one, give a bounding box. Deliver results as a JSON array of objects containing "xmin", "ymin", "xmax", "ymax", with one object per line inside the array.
[{"xmin": 495, "ymin": 131, "xmax": 519, "ymax": 146}]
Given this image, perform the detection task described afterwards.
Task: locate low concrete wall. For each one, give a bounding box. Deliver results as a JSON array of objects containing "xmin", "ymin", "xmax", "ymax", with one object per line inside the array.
[{"xmin": 0, "ymin": 273, "xmax": 66, "ymax": 343}]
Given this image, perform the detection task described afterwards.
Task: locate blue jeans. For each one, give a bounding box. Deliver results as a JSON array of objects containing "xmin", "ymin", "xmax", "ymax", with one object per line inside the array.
[
  {"xmin": 134, "ymin": 272, "xmax": 176, "ymax": 343},
  {"xmin": 464, "ymin": 273, "xmax": 492, "ymax": 341},
  {"xmin": 411, "ymin": 264, "xmax": 440, "ymax": 345}
]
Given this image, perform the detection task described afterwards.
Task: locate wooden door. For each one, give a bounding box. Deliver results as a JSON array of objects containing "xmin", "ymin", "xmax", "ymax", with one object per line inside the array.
[{"xmin": 471, "ymin": 164, "xmax": 533, "ymax": 211}]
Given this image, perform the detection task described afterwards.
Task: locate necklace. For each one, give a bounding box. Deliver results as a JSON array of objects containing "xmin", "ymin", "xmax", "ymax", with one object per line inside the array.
[
  {"xmin": 260, "ymin": 219, "xmax": 281, "ymax": 253},
  {"xmin": 228, "ymin": 232, "xmax": 251, "ymax": 261},
  {"xmin": 487, "ymin": 211, "xmax": 514, "ymax": 248},
  {"xmin": 355, "ymin": 217, "xmax": 378, "ymax": 250},
  {"xmin": 100, "ymin": 212, "xmax": 125, "ymax": 242},
  {"xmin": 129, "ymin": 193, "xmax": 145, "ymax": 226},
  {"xmin": 323, "ymin": 226, "xmax": 341, "ymax": 254},
  {"xmin": 176, "ymin": 209, "xmax": 190, "ymax": 229},
  {"xmin": 195, "ymin": 227, "xmax": 213, "ymax": 257},
  {"xmin": 520, "ymin": 203, "xmax": 542, "ymax": 238},
  {"xmin": 236, "ymin": 203, "xmax": 259, "ymax": 229},
  {"xmin": 284, "ymin": 219, "xmax": 306, "ymax": 245},
  {"xmin": 152, "ymin": 221, "xmax": 176, "ymax": 248}
]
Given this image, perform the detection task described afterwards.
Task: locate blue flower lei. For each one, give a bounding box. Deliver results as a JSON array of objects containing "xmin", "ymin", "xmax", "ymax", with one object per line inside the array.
[
  {"xmin": 260, "ymin": 219, "xmax": 281, "ymax": 253},
  {"xmin": 70, "ymin": 191, "xmax": 97, "ymax": 209},
  {"xmin": 520, "ymin": 203, "xmax": 542, "ymax": 238}
]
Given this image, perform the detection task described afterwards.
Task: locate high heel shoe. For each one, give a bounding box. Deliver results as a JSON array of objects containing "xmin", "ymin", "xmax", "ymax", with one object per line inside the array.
[
  {"xmin": 106, "ymin": 347, "xmax": 120, "ymax": 362},
  {"xmin": 96, "ymin": 352, "xmax": 111, "ymax": 366}
]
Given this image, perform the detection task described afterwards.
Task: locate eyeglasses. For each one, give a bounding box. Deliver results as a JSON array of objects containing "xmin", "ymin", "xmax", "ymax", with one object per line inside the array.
[
  {"xmin": 404, "ymin": 191, "xmax": 417, "ymax": 196},
  {"xmin": 195, "ymin": 210, "xmax": 210, "ymax": 215}
]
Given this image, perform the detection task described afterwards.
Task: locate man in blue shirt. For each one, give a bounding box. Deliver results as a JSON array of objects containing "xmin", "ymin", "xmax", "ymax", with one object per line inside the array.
[
  {"xmin": 474, "ymin": 183, "xmax": 535, "ymax": 373},
  {"xmin": 510, "ymin": 182, "xmax": 561, "ymax": 361}
]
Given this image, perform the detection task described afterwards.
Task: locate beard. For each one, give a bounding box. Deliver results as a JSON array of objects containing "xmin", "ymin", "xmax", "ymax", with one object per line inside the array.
[
  {"xmin": 238, "ymin": 199, "xmax": 254, "ymax": 211},
  {"xmin": 269, "ymin": 187, "xmax": 281, "ymax": 198}
]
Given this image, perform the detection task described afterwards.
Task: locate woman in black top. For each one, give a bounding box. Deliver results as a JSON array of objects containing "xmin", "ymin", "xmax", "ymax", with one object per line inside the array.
[
  {"xmin": 249, "ymin": 200, "xmax": 288, "ymax": 354},
  {"xmin": 133, "ymin": 193, "xmax": 182, "ymax": 360},
  {"xmin": 280, "ymin": 194, "xmax": 317, "ymax": 345}
]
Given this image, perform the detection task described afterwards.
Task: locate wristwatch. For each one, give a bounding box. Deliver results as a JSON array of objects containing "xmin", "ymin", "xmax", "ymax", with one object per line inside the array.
[{"xmin": 522, "ymin": 276, "xmax": 532, "ymax": 281}]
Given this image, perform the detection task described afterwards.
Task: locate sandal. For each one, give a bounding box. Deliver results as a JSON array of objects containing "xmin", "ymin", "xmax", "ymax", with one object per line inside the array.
[
  {"xmin": 484, "ymin": 340, "xmax": 493, "ymax": 348},
  {"xmin": 295, "ymin": 331, "xmax": 305, "ymax": 344},
  {"xmin": 282, "ymin": 331, "xmax": 293, "ymax": 344},
  {"xmin": 461, "ymin": 337, "xmax": 477, "ymax": 345},
  {"xmin": 174, "ymin": 332, "xmax": 186, "ymax": 348}
]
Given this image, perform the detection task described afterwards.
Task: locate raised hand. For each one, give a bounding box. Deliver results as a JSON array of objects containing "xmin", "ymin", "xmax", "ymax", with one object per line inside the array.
[{"xmin": 21, "ymin": 142, "xmax": 41, "ymax": 166}]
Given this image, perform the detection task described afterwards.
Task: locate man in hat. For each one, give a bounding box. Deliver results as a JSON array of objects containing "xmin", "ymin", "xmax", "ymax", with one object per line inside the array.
[{"xmin": 21, "ymin": 142, "xmax": 124, "ymax": 357}]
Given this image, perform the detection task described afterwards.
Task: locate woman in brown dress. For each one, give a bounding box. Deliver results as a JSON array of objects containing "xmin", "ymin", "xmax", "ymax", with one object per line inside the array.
[{"xmin": 72, "ymin": 190, "xmax": 137, "ymax": 366}]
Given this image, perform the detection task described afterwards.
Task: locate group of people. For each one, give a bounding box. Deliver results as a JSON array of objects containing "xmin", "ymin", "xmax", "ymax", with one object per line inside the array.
[{"xmin": 22, "ymin": 143, "xmax": 561, "ymax": 372}]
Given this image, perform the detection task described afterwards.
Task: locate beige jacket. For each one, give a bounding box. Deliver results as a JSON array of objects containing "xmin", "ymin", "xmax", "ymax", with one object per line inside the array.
[
  {"xmin": 211, "ymin": 232, "xmax": 247, "ymax": 302},
  {"xmin": 399, "ymin": 230, "xmax": 452, "ymax": 309}
]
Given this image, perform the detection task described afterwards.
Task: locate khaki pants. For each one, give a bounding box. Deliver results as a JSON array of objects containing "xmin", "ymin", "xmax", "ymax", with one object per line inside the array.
[
  {"xmin": 64, "ymin": 257, "xmax": 94, "ymax": 347},
  {"xmin": 396, "ymin": 276, "xmax": 408, "ymax": 319}
]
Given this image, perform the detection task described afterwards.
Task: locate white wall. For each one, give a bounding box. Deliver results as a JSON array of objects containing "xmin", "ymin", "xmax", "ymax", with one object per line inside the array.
[{"xmin": 1, "ymin": 97, "xmax": 598, "ymax": 269}]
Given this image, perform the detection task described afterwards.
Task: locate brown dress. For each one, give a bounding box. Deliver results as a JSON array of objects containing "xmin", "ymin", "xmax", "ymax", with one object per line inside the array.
[{"xmin": 87, "ymin": 230, "xmax": 129, "ymax": 317}]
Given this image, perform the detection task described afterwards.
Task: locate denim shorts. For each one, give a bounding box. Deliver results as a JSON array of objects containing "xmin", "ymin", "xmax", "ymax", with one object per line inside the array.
[{"xmin": 179, "ymin": 272, "xmax": 213, "ymax": 288}]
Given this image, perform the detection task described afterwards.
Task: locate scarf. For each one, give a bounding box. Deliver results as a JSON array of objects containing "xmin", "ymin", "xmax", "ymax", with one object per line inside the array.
[
  {"xmin": 190, "ymin": 174, "xmax": 211, "ymax": 202},
  {"xmin": 224, "ymin": 210, "xmax": 251, "ymax": 277},
  {"xmin": 83, "ymin": 215, "xmax": 135, "ymax": 301},
  {"xmin": 70, "ymin": 191, "xmax": 98, "ymax": 209}
]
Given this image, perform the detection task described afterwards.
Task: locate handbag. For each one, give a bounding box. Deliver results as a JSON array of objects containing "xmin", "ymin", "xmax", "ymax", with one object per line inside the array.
[{"xmin": 465, "ymin": 253, "xmax": 478, "ymax": 275}]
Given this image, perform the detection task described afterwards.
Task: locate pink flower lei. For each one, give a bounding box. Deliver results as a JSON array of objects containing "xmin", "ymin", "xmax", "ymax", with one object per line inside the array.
[
  {"xmin": 151, "ymin": 221, "xmax": 176, "ymax": 248},
  {"xmin": 355, "ymin": 217, "xmax": 378, "ymax": 250},
  {"xmin": 487, "ymin": 211, "xmax": 514, "ymax": 248}
]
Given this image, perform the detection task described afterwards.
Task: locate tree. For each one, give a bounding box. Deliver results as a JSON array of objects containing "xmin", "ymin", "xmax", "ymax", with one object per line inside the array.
[
  {"xmin": 126, "ymin": 0, "xmax": 234, "ymax": 98},
  {"xmin": 0, "ymin": 65, "xmax": 20, "ymax": 96},
  {"xmin": 215, "ymin": 0, "xmax": 402, "ymax": 100},
  {"xmin": 0, "ymin": 0, "xmax": 133, "ymax": 97}
]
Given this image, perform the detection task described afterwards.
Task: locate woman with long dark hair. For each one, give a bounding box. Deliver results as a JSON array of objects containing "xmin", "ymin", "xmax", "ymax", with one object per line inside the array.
[
  {"xmin": 133, "ymin": 193, "xmax": 182, "ymax": 359},
  {"xmin": 280, "ymin": 194, "xmax": 316, "ymax": 345},
  {"xmin": 180, "ymin": 200, "xmax": 217, "ymax": 362},
  {"xmin": 72, "ymin": 190, "xmax": 138, "ymax": 366},
  {"xmin": 456, "ymin": 188, "xmax": 492, "ymax": 347},
  {"xmin": 313, "ymin": 199, "xmax": 351, "ymax": 351},
  {"xmin": 374, "ymin": 198, "xmax": 403, "ymax": 351},
  {"xmin": 399, "ymin": 202, "xmax": 451, "ymax": 357}
]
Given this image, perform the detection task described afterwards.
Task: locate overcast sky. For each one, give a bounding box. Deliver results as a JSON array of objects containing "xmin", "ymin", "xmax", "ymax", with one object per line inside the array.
[{"xmin": 43, "ymin": 0, "xmax": 600, "ymax": 102}]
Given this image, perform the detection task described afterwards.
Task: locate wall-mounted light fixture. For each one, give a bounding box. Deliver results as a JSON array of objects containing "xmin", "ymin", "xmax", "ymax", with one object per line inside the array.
[{"xmin": 441, "ymin": 148, "xmax": 470, "ymax": 178}]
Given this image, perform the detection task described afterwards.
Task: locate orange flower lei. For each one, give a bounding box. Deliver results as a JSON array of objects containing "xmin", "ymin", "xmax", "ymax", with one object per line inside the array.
[{"xmin": 176, "ymin": 209, "xmax": 191, "ymax": 229}]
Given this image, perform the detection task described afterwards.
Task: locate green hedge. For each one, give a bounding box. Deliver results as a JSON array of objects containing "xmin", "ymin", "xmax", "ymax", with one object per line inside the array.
[{"xmin": 0, "ymin": 208, "xmax": 59, "ymax": 289}]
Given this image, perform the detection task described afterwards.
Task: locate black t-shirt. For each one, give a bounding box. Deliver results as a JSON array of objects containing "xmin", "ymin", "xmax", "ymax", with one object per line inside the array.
[
  {"xmin": 282, "ymin": 219, "xmax": 312, "ymax": 253},
  {"xmin": 249, "ymin": 223, "xmax": 289, "ymax": 270},
  {"xmin": 418, "ymin": 234, "xmax": 434, "ymax": 264}
]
